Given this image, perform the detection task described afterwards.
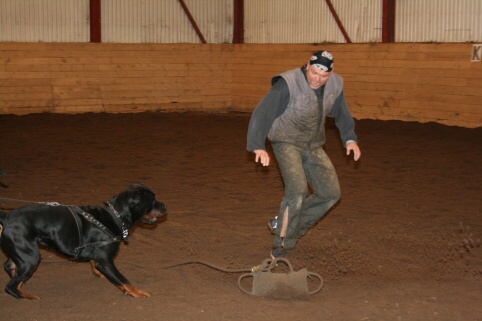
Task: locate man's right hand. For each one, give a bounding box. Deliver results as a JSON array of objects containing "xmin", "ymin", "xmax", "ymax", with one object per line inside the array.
[{"xmin": 254, "ymin": 149, "xmax": 270, "ymax": 166}]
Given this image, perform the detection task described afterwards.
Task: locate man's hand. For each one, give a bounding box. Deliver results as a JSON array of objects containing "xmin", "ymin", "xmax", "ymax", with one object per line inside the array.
[
  {"xmin": 346, "ymin": 142, "xmax": 361, "ymax": 161},
  {"xmin": 254, "ymin": 149, "xmax": 270, "ymax": 166}
]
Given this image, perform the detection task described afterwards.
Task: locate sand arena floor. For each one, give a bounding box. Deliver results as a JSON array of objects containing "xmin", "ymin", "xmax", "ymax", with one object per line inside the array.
[{"xmin": 0, "ymin": 112, "xmax": 481, "ymax": 320}]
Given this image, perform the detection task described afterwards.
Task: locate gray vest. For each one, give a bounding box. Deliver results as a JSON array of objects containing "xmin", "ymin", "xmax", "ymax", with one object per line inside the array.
[{"xmin": 268, "ymin": 68, "xmax": 343, "ymax": 146}]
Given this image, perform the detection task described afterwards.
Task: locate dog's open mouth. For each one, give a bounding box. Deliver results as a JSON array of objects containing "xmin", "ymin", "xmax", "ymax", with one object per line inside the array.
[
  {"xmin": 140, "ymin": 216, "xmax": 159, "ymax": 224},
  {"xmin": 140, "ymin": 207, "xmax": 166, "ymax": 224}
]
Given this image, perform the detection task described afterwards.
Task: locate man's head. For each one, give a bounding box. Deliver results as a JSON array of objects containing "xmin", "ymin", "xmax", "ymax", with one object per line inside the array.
[{"xmin": 306, "ymin": 50, "xmax": 333, "ymax": 89}]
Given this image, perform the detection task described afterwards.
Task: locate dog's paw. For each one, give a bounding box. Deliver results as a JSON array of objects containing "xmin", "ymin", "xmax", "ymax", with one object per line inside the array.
[{"xmin": 121, "ymin": 284, "xmax": 151, "ymax": 298}]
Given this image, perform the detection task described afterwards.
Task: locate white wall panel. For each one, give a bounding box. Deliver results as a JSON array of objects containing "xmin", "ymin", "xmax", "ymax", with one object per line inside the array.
[
  {"xmin": 101, "ymin": 0, "xmax": 233, "ymax": 43},
  {"xmin": 244, "ymin": 0, "xmax": 382, "ymax": 43},
  {"xmin": 0, "ymin": 0, "xmax": 89, "ymax": 42},
  {"xmin": 334, "ymin": 0, "xmax": 382, "ymax": 43},
  {"xmin": 397, "ymin": 0, "xmax": 482, "ymax": 42},
  {"xmin": 1, "ymin": 0, "xmax": 481, "ymax": 44}
]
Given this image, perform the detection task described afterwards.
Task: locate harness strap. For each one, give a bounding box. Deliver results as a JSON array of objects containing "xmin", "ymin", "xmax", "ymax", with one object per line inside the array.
[
  {"xmin": 67, "ymin": 205, "xmax": 122, "ymax": 257},
  {"xmin": 104, "ymin": 202, "xmax": 129, "ymax": 241},
  {"xmin": 74, "ymin": 239, "xmax": 120, "ymax": 253},
  {"xmin": 71, "ymin": 206, "xmax": 118, "ymax": 238},
  {"xmin": 67, "ymin": 206, "xmax": 84, "ymax": 252}
]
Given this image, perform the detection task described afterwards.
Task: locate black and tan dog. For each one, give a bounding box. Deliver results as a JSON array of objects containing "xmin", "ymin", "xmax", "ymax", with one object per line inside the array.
[{"xmin": 0, "ymin": 184, "xmax": 166, "ymax": 299}]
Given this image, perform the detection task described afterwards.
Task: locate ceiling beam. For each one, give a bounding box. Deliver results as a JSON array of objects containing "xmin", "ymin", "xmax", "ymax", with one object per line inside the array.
[
  {"xmin": 178, "ymin": 0, "xmax": 207, "ymax": 44},
  {"xmin": 325, "ymin": 0, "xmax": 351, "ymax": 43}
]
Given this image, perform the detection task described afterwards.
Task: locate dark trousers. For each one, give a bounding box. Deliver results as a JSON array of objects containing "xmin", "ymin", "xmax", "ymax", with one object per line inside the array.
[{"xmin": 271, "ymin": 142, "xmax": 341, "ymax": 249}]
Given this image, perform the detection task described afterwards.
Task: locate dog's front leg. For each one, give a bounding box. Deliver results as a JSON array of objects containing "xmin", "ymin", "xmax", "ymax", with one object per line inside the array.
[
  {"xmin": 89, "ymin": 260, "xmax": 105, "ymax": 278},
  {"xmin": 93, "ymin": 258, "xmax": 150, "ymax": 298}
]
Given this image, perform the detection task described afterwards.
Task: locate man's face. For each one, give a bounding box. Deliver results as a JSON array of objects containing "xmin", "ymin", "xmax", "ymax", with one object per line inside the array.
[{"xmin": 306, "ymin": 63, "xmax": 331, "ymax": 89}]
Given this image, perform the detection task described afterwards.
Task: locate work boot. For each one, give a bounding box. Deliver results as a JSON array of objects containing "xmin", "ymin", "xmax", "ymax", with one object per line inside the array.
[{"xmin": 270, "ymin": 246, "xmax": 286, "ymax": 259}]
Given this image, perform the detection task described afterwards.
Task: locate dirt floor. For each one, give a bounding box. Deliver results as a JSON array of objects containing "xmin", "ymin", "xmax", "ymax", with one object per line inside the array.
[{"xmin": 0, "ymin": 111, "xmax": 481, "ymax": 321}]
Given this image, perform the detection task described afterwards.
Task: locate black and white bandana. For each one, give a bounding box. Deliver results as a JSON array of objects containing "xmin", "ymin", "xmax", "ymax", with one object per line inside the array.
[{"xmin": 309, "ymin": 50, "xmax": 334, "ymax": 72}]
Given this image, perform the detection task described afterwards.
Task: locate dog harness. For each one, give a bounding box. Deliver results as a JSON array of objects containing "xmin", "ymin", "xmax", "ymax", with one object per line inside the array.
[{"xmin": 67, "ymin": 205, "xmax": 124, "ymax": 258}]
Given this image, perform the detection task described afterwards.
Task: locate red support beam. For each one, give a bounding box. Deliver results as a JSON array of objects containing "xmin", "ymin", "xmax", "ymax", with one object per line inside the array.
[
  {"xmin": 325, "ymin": 0, "xmax": 351, "ymax": 43},
  {"xmin": 90, "ymin": 0, "xmax": 101, "ymax": 43},
  {"xmin": 178, "ymin": 0, "xmax": 207, "ymax": 44},
  {"xmin": 382, "ymin": 0, "xmax": 396, "ymax": 42},
  {"xmin": 233, "ymin": 0, "xmax": 244, "ymax": 43}
]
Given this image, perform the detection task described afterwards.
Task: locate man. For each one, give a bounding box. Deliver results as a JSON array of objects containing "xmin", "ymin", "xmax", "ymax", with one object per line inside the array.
[{"xmin": 247, "ymin": 50, "xmax": 361, "ymax": 259}]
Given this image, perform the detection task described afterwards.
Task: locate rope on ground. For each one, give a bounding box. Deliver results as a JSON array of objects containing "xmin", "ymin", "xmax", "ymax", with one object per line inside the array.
[{"xmin": 158, "ymin": 258, "xmax": 275, "ymax": 273}]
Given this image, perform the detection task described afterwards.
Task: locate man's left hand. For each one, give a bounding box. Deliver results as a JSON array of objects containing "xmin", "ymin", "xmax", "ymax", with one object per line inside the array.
[{"xmin": 346, "ymin": 141, "xmax": 361, "ymax": 161}]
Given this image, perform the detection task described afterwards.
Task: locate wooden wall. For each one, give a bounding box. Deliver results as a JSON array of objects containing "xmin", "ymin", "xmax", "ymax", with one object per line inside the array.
[
  {"xmin": 0, "ymin": 43, "xmax": 233, "ymax": 114},
  {"xmin": 1, "ymin": 42, "xmax": 480, "ymax": 128},
  {"xmin": 232, "ymin": 43, "xmax": 482, "ymax": 128}
]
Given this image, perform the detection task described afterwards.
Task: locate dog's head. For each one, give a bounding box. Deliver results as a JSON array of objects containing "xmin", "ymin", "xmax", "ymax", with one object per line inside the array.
[{"xmin": 108, "ymin": 184, "xmax": 167, "ymax": 227}]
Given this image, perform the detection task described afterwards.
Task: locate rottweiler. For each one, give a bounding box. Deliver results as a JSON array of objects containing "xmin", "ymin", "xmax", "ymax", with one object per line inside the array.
[{"xmin": 0, "ymin": 184, "xmax": 166, "ymax": 299}]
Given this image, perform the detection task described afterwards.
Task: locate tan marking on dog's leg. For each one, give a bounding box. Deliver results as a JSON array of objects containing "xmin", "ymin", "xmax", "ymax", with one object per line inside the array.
[
  {"xmin": 0, "ymin": 224, "xmax": 3, "ymax": 238},
  {"xmin": 117, "ymin": 284, "xmax": 151, "ymax": 298},
  {"xmin": 18, "ymin": 282, "xmax": 40, "ymax": 300},
  {"xmin": 89, "ymin": 260, "xmax": 105, "ymax": 278}
]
